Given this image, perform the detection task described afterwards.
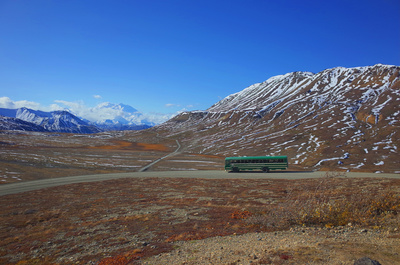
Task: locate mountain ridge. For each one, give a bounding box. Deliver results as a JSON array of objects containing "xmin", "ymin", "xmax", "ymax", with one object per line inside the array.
[
  {"xmin": 0, "ymin": 115, "xmax": 50, "ymax": 132},
  {"xmin": 208, "ymin": 64, "xmax": 399, "ymax": 112},
  {"xmin": 0, "ymin": 108, "xmax": 102, "ymax": 134},
  {"xmin": 153, "ymin": 64, "xmax": 400, "ymax": 173},
  {"xmin": 0, "ymin": 102, "xmax": 156, "ymax": 133}
]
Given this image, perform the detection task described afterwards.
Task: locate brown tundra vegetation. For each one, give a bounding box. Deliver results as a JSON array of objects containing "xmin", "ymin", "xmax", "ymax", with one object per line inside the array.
[{"xmin": 1, "ymin": 172, "xmax": 399, "ymax": 264}]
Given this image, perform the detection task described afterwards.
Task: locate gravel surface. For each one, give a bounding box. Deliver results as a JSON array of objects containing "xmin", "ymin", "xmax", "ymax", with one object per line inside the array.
[{"xmin": 142, "ymin": 227, "xmax": 400, "ymax": 265}]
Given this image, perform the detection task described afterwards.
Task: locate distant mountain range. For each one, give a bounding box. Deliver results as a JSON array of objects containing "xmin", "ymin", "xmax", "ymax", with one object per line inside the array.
[
  {"xmin": 153, "ymin": 64, "xmax": 400, "ymax": 173},
  {"xmin": 89, "ymin": 102, "xmax": 156, "ymax": 128},
  {"xmin": 0, "ymin": 115, "xmax": 50, "ymax": 132},
  {"xmin": 0, "ymin": 103, "xmax": 153, "ymax": 133}
]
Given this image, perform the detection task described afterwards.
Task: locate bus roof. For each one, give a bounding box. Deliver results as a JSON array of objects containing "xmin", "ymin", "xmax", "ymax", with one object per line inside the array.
[{"xmin": 225, "ymin": 156, "xmax": 287, "ymax": 160}]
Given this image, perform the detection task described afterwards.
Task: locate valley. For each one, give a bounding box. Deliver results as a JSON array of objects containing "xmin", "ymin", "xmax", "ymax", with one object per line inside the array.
[
  {"xmin": 0, "ymin": 130, "xmax": 224, "ymax": 184},
  {"xmin": 0, "ymin": 64, "xmax": 399, "ymax": 264},
  {"xmin": 1, "ymin": 64, "xmax": 400, "ymax": 183}
]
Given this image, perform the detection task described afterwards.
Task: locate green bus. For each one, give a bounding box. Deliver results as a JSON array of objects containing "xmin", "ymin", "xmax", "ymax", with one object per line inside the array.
[{"xmin": 225, "ymin": 156, "xmax": 288, "ymax": 172}]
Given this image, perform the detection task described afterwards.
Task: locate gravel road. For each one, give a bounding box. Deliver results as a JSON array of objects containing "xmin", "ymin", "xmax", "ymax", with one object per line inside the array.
[{"xmin": 0, "ymin": 170, "xmax": 399, "ymax": 196}]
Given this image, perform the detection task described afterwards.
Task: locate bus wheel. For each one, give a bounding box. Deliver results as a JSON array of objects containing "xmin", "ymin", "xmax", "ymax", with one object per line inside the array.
[
  {"xmin": 262, "ymin": 167, "xmax": 269, "ymax": 173},
  {"xmin": 233, "ymin": 167, "xmax": 239, "ymax": 172}
]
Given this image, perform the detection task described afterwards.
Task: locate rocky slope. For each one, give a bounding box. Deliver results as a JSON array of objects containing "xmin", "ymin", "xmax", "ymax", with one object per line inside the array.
[
  {"xmin": 0, "ymin": 116, "xmax": 49, "ymax": 132},
  {"xmin": 153, "ymin": 64, "xmax": 400, "ymax": 173}
]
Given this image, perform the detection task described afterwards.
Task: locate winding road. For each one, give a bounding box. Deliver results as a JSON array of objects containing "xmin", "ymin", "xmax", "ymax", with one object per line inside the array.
[
  {"xmin": 1, "ymin": 170, "xmax": 399, "ymax": 196},
  {"xmin": 139, "ymin": 139, "xmax": 181, "ymax": 172}
]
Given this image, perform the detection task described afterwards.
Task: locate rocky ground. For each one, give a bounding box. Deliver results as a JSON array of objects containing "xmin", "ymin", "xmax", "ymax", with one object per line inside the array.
[{"xmin": 143, "ymin": 227, "xmax": 400, "ymax": 265}]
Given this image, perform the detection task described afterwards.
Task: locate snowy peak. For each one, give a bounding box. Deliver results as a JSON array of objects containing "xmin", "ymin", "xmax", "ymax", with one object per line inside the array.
[
  {"xmin": 115, "ymin": 103, "xmax": 138, "ymax": 113},
  {"xmin": 0, "ymin": 108, "xmax": 100, "ymax": 133},
  {"xmin": 92, "ymin": 102, "xmax": 154, "ymax": 127},
  {"xmin": 0, "ymin": 103, "xmax": 154, "ymax": 133},
  {"xmin": 97, "ymin": 102, "xmax": 138, "ymax": 114},
  {"xmin": 16, "ymin": 107, "xmax": 51, "ymax": 125},
  {"xmin": 208, "ymin": 71, "xmax": 316, "ymax": 112},
  {"xmin": 208, "ymin": 64, "xmax": 400, "ymax": 113},
  {"xmin": 0, "ymin": 115, "xmax": 49, "ymax": 132},
  {"xmin": 156, "ymin": 64, "xmax": 400, "ymax": 173}
]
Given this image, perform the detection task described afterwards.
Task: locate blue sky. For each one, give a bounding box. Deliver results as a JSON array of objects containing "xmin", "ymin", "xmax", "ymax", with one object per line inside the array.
[{"xmin": 1, "ymin": 0, "xmax": 399, "ymax": 122}]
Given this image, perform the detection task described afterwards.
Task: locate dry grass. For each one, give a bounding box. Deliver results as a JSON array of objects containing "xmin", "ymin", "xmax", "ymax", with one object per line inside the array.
[
  {"xmin": 0, "ymin": 131, "xmax": 223, "ymax": 183},
  {"xmin": 0, "ymin": 132, "xmax": 166, "ymax": 183},
  {"xmin": 245, "ymin": 172, "xmax": 400, "ymax": 229},
  {"xmin": 1, "ymin": 174, "xmax": 399, "ymax": 264}
]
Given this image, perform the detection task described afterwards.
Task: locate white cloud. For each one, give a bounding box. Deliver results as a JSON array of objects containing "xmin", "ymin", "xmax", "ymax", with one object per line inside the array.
[
  {"xmin": 91, "ymin": 103, "xmax": 125, "ymax": 122},
  {"xmin": 0, "ymin": 97, "xmax": 41, "ymax": 110},
  {"xmin": 52, "ymin": 100, "xmax": 168, "ymax": 124},
  {"xmin": 49, "ymin": 104, "xmax": 64, "ymax": 111},
  {"xmin": 54, "ymin": 100, "xmax": 103, "ymax": 122},
  {"xmin": 165, "ymin": 103, "xmax": 180, "ymax": 108},
  {"xmin": 93, "ymin": 95, "xmax": 102, "ymax": 99},
  {"xmin": 54, "ymin": 100, "xmax": 86, "ymax": 110},
  {"xmin": 165, "ymin": 103, "xmax": 196, "ymax": 110},
  {"xmin": 0, "ymin": 97, "xmax": 14, "ymax": 108},
  {"xmin": 142, "ymin": 112, "xmax": 175, "ymax": 124}
]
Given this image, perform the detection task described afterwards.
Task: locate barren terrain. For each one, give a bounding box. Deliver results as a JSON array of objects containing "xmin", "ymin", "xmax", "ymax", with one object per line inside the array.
[
  {"xmin": 1, "ymin": 130, "xmax": 400, "ymax": 264},
  {"xmin": 1, "ymin": 173, "xmax": 400, "ymax": 265},
  {"xmin": 0, "ymin": 130, "xmax": 224, "ymax": 184}
]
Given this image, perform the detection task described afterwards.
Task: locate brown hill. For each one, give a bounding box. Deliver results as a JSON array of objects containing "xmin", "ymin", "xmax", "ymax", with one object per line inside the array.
[{"xmin": 152, "ymin": 64, "xmax": 400, "ymax": 173}]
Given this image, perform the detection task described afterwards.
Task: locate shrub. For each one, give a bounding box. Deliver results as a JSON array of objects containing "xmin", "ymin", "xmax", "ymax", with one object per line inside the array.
[
  {"xmin": 298, "ymin": 191, "xmax": 400, "ymax": 227},
  {"xmin": 246, "ymin": 173, "xmax": 400, "ymax": 229},
  {"xmin": 231, "ymin": 210, "xmax": 252, "ymax": 220}
]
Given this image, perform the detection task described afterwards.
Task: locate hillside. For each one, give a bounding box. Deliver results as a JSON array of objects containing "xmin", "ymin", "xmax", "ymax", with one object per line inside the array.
[
  {"xmin": 0, "ymin": 116, "xmax": 49, "ymax": 132},
  {"xmin": 153, "ymin": 64, "xmax": 400, "ymax": 173}
]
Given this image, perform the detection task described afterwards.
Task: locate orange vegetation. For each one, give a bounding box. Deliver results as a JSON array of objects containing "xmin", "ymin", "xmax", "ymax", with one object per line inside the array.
[
  {"xmin": 97, "ymin": 249, "xmax": 143, "ymax": 265},
  {"xmin": 90, "ymin": 140, "xmax": 168, "ymax": 151},
  {"xmin": 231, "ymin": 210, "xmax": 253, "ymax": 220},
  {"xmin": 2, "ymin": 176, "xmax": 399, "ymax": 264},
  {"xmin": 356, "ymin": 112, "xmax": 383, "ymax": 124},
  {"xmin": 137, "ymin": 142, "xmax": 169, "ymax": 151}
]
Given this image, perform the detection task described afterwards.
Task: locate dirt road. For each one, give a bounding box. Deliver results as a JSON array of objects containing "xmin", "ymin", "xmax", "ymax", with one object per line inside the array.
[{"xmin": 1, "ymin": 170, "xmax": 399, "ymax": 196}]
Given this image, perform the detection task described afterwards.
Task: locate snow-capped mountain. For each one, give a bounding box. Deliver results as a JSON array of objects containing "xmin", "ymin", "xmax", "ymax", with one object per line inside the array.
[
  {"xmin": 208, "ymin": 64, "xmax": 398, "ymax": 114},
  {"xmin": 0, "ymin": 108, "xmax": 101, "ymax": 133},
  {"xmin": 154, "ymin": 64, "xmax": 400, "ymax": 173},
  {"xmin": 0, "ymin": 103, "xmax": 156, "ymax": 133},
  {"xmin": 90, "ymin": 103, "xmax": 154, "ymax": 130},
  {"xmin": 0, "ymin": 115, "xmax": 49, "ymax": 132}
]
